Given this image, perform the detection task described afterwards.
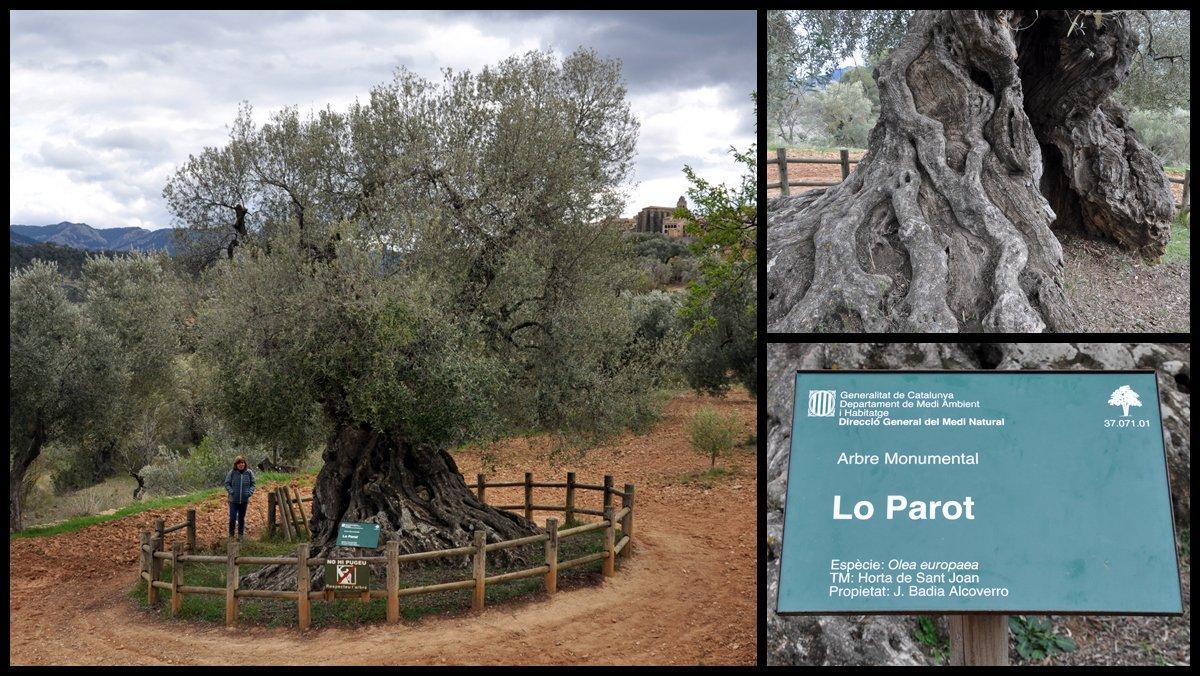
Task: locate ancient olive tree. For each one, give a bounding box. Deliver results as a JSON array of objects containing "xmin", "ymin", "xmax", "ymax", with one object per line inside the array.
[
  {"xmin": 9, "ymin": 262, "xmax": 121, "ymax": 530},
  {"xmin": 169, "ymin": 50, "xmax": 649, "ymax": 584},
  {"xmin": 767, "ymin": 10, "xmax": 1178, "ymax": 332},
  {"xmin": 78, "ymin": 255, "xmax": 183, "ymax": 498}
]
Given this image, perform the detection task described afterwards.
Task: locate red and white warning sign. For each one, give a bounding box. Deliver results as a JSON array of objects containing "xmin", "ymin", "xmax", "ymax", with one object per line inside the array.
[{"xmin": 324, "ymin": 558, "xmax": 369, "ymax": 591}]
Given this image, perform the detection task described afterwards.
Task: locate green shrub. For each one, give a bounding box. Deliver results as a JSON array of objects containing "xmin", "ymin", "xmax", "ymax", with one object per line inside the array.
[
  {"xmin": 627, "ymin": 290, "xmax": 682, "ymax": 346},
  {"xmin": 1128, "ymin": 108, "xmax": 1190, "ymax": 167},
  {"xmin": 1009, "ymin": 616, "xmax": 1077, "ymax": 661},
  {"xmin": 140, "ymin": 449, "xmax": 188, "ymax": 496},
  {"xmin": 686, "ymin": 407, "xmax": 742, "ymax": 468},
  {"xmin": 817, "ymin": 81, "xmax": 874, "ymax": 148},
  {"xmin": 141, "ymin": 435, "xmax": 249, "ymax": 497}
]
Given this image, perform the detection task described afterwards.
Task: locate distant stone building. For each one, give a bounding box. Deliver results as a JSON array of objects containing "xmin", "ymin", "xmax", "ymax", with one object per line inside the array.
[{"xmin": 629, "ymin": 196, "xmax": 689, "ymax": 238}]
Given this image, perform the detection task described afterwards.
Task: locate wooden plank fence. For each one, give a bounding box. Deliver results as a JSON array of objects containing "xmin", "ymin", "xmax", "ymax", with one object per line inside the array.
[
  {"xmin": 138, "ymin": 473, "xmax": 634, "ymax": 630},
  {"xmin": 267, "ymin": 485, "xmax": 312, "ymax": 540},
  {"xmin": 765, "ymin": 147, "xmax": 859, "ymax": 196},
  {"xmin": 1169, "ymin": 170, "xmax": 1190, "ymax": 221},
  {"xmin": 767, "ymin": 149, "xmax": 1191, "ymax": 218}
]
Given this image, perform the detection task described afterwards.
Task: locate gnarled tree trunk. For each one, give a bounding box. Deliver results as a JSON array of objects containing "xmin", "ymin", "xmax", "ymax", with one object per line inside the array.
[
  {"xmin": 243, "ymin": 424, "xmax": 539, "ymax": 590},
  {"xmin": 767, "ymin": 10, "xmax": 1175, "ymax": 333}
]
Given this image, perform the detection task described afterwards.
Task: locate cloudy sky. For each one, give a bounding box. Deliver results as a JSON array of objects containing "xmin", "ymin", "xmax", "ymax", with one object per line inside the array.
[{"xmin": 10, "ymin": 10, "xmax": 756, "ymax": 229}]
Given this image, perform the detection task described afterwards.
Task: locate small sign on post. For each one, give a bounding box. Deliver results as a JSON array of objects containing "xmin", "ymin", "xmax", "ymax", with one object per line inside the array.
[
  {"xmin": 324, "ymin": 558, "xmax": 370, "ymax": 591},
  {"xmin": 335, "ymin": 522, "xmax": 381, "ymax": 549}
]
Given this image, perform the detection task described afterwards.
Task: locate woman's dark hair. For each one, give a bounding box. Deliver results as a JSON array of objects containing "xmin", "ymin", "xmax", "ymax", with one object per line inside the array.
[{"xmin": 233, "ymin": 454, "xmax": 248, "ymax": 470}]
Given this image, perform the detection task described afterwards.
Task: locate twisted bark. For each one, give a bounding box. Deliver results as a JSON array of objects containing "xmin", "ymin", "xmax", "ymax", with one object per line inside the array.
[
  {"xmin": 242, "ymin": 424, "xmax": 539, "ymax": 590},
  {"xmin": 767, "ymin": 10, "xmax": 1175, "ymax": 333}
]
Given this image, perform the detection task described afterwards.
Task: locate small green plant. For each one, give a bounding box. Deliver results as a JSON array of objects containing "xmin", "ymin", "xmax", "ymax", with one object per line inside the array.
[
  {"xmin": 914, "ymin": 616, "xmax": 949, "ymax": 664},
  {"xmin": 1162, "ymin": 212, "xmax": 1190, "ymax": 264},
  {"xmin": 686, "ymin": 407, "xmax": 741, "ymax": 468},
  {"xmin": 1009, "ymin": 615, "xmax": 1077, "ymax": 661}
]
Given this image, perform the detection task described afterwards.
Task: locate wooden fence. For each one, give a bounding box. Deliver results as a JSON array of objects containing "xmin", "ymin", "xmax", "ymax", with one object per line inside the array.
[
  {"xmin": 137, "ymin": 473, "xmax": 634, "ymax": 629},
  {"xmin": 765, "ymin": 148, "xmax": 859, "ymax": 196},
  {"xmin": 1169, "ymin": 170, "xmax": 1190, "ymax": 218},
  {"xmin": 148, "ymin": 509, "xmax": 197, "ymax": 554},
  {"xmin": 266, "ymin": 484, "xmax": 311, "ymax": 540},
  {"xmin": 767, "ymin": 148, "xmax": 1191, "ymax": 217}
]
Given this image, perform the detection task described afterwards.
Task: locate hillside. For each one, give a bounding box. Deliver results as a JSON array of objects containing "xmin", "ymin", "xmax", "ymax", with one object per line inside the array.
[
  {"xmin": 10, "ymin": 222, "xmax": 180, "ymax": 253},
  {"xmin": 10, "ymin": 241, "xmax": 132, "ymax": 277}
]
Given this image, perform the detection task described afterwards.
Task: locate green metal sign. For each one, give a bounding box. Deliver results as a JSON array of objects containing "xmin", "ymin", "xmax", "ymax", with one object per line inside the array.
[
  {"xmin": 335, "ymin": 522, "xmax": 381, "ymax": 549},
  {"xmin": 777, "ymin": 371, "xmax": 1182, "ymax": 615},
  {"xmin": 324, "ymin": 558, "xmax": 370, "ymax": 591}
]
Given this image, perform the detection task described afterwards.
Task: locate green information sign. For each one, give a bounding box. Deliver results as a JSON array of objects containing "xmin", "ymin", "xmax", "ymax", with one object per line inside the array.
[
  {"xmin": 777, "ymin": 370, "xmax": 1182, "ymax": 615},
  {"xmin": 324, "ymin": 558, "xmax": 370, "ymax": 591},
  {"xmin": 336, "ymin": 522, "xmax": 381, "ymax": 549}
]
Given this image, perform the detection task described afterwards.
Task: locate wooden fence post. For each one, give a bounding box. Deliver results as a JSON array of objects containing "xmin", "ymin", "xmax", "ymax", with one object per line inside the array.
[
  {"xmin": 225, "ymin": 538, "xmax": 239, "ymax": 626},
  {"xmin": 291, "ymin": 482, "xmax": 309, "ymax": 537},
  {"xmin": 621, "ymin": 483, "xmax": 635, "ymax": 560},
  {"xmin": 777, "ymin": 147, "xmax": 790, "ymax": 196},
  {"xmin": 473, "ymin": 530, "xmax": 486, "ymax": 611},
  {"xmin": 524, "ymin": 472, "xmax": 534, "ymax": 521},
  {"xmin": 296, "ymin": 544, "xmax": 311, "ymax": 630},
  {"xmin": 266, "ymin": 492, "xmax": 277, "ymax": 539},
  {"xmin": 949, "ymin": 615, "xmax": 1009, "ymax": 666},
  {"xmin": 477, "ymin": 473, "xmax": 486, "ymax": 502},
  {"xmin": 149, "ymin": 531, "xmax": 164, "ymax": 605},
  {"xmin": 386, "ymin": 540, "xmax": 400, "ymax": 624},
  {"xmin": 186, "ymin": 509, "xmax": 196, "ymax": 553},
  {"xmin": 602, "ymin": 504, "xmax": 616, "ymax": 578},
  {"xmin": 140, "ymin": 531, "xmax": 150, "ymax": 578},
  {"xmin": 840, "ymin": 148, "xmax": 851, "ymax": 180},
  {"xmin": 154, "ymin": 518, "xmax": 165, "ymax": 547},
  {"xmin": 278, "ymin": 487, "xmax": 295, "ymax": 540},
  {"xmin": 1183, "ymin": 169, "xmax": 1191, "ymax": 221},
  {"xmin": 565, "ymin": 472, "xmax": 576, "ymax": 524},
  {"xmin": 603, "ymin": 475, "xmax": 614, "ymax": 512},
  {"xmin": 171, "ymin": 540, "xmax": 183, "ymax": 616},
  {"xmin": 544, "ymin": 518, "xmax": 558, "ymax": 595}
]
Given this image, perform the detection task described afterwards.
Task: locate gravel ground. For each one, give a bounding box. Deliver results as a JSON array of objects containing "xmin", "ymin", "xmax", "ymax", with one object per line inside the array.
[{"xmin": 1061, "ymin": 230, "xmax": 1190, "ymax": 333}]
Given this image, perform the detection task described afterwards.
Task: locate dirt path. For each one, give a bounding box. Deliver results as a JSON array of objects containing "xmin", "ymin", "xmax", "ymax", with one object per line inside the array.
[{"xmin": 9, "ymin": 391, "xmax": 756, "ymax": 666}]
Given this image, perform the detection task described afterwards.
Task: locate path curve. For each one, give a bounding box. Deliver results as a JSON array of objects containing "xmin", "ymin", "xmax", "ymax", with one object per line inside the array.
[{"xmin": 9, "ymin": 391, "xmax": 756, "ymax": 665}]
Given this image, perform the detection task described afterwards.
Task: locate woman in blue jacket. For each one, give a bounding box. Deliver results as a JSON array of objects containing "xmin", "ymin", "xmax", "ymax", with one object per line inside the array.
[{"xmin": 224, "ymin": 455, "xmax": 256, "ymax": 540}]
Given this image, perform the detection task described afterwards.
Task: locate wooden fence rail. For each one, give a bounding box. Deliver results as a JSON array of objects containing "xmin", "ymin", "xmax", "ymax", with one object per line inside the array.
[
  {"xmin": 765, "ymin": 147, "xmax": 860, "ymax": 196},
  {"xmin": 768, "ymin": 149, "xmax": 1191, "ymax": 216},
  {"xmin": 151, "ymin": 509, "xmax": 197, "ymax": 557},
  {"xmin": 138, "ymin": 473, "xmax": 634, "ymax": 630}
]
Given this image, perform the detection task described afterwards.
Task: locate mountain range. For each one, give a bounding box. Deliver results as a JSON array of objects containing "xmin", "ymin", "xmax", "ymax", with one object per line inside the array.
[{"xmin": 9, "ymin": 222, "xmax": 180, "ymax": 253}]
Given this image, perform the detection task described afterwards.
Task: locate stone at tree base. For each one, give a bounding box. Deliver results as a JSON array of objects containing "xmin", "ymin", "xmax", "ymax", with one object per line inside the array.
[
  {"xmin": 767, "ymin": 10, "xmax": 1176, "ymax": 334},
  {"xmin": 766, "ymin": 342, "xmax": 1190, "ymax": 665}
]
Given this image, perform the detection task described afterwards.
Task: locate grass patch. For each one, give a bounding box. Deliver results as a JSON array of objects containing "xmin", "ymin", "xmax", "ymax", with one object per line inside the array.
[
  {"xmin": 679, "ymin": 464, "xmax": 745, "ymax": 488},
  {"xmin": 1162, "ymin": 213, "xmax": 1190, "ymax": 264},
  {"xmin": 1164, "ymin": 165, "xmax": 1190, "ymax": 174},
  {"xmin": 13, "ymin": 487, "xmax": 225, "ymax": 540},
  {"xmin": 132, "ymin": 520, "xmax": 612, "ymax": 628},
  {"xmin": 15, "ymin": 469, "xmax": 317, "ymax": 540}
]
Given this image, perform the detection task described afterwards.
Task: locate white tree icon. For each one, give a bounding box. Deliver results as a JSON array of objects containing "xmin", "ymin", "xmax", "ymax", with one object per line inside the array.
[{"xmin": 1107, "ymin": 385, "xmax": 1143, "ymax": 416}]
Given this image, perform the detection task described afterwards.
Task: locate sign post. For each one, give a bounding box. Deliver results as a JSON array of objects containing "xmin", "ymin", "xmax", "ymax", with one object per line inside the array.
[{"xmin": 776, "ymin": 370, "xmax": 1182, "ymax": 666}]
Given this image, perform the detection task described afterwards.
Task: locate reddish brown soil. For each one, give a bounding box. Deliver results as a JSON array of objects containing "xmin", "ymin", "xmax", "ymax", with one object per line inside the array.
[
  {"xmin": 765, "ymin": 149, "xmax": 865, "ymax": 199},
  {"xmin": 8, "ymin": 391, "xmax": 756, "ymax": 666}
]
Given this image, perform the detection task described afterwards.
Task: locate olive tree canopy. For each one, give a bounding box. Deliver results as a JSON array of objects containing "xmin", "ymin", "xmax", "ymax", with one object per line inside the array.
[{"xmin": 168, "ymin": 49, "xmax": 650, "ymax": 586}]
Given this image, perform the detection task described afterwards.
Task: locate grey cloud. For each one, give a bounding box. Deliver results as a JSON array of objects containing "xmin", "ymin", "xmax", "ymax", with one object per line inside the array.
[
  {"xmin": 33, "ymin": 141, "xmax": 98, "ymax": 171},
  {"xmin": 84, "ymin": 128, "xmax": 172, "ymax": 156},
  {"xmin": 11, "ymin": 10, "xmax": 755, "ymax": 227}
]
